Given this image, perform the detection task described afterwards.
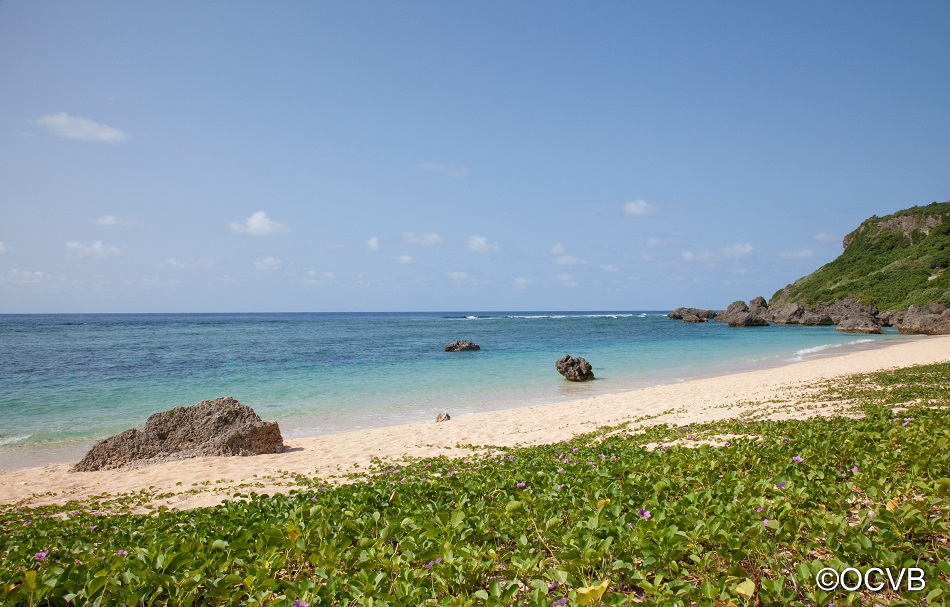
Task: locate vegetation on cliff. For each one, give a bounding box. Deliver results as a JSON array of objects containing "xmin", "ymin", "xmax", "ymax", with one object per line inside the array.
[{"xmin": 771, "ymin": 201, "xmax": 950, "ymax": 311}]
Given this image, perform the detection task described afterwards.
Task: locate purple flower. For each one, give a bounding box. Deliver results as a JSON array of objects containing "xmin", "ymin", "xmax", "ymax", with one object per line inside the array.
[
  {"xmin": 552, "ymin": 599, "xmax": 569, "ymax": 607},
  {"xmin": 34, "ymin": 551, "xmax": 48, "ymax": 561},
  {"xmin": 775, "ymin": 481, "xmax": 787, "ymax": 489},
  {"xmin": 548, "ymin": 581, "xmax": 560, "ymax": 590},
  {"xmin": 793, "ymin": 456, "xmax": 804, "ymax": 463},
  {"xmin": 852, "ymin": 466, "xmax": 860, "ymax": 473},
  {"xmin": 572, "ymin": 447, "xmax": 579, "ymax": 453},
  {"xmin": 24, "ymin": 521, "xmax": 31, "ymax": 526},
  {"xmin": 556, "ymin": 484, "xmax": 564, "ymax": 490},
  {"xmin": 516, "ymin": 482, "xmax": 526, "ymax": 488},
  {"xmin": 557, "ymin": 468, "xmax": 564, "ymax": 473},
  {"xmin": 509, "ymin": 455, "xmax": 515, "ymax": 461},
  {"xmin": 903, "ymin": 418, "xmax": 912, "ymax": 426},
  {"xmin": 599, "ymin": 454, "xmax": 606, "ymax": 459},
  {"xmin": 292, "ymin": 601, "xmax": 309, "ymax": 607},
  {"xmin": 763, "ymin": 518, "xmax": 770, "ymax": 526},
  {"xmin": 89, "ymin": 525, "xmax": 97, "ymax": 530},
  {"xmin": 638, "ymin": 508, "xmax": 652, "ymax": 520},
  {"xmin": 117, "ymin": 550, "xmax": 128, "ymax": 556},
  {"xmin": 424, "ymin": 557, "xmax": 442, "ymax": 569},
  {"xmin": 755, "ymin": 507, "xmax": 764, "ymax": 513}
]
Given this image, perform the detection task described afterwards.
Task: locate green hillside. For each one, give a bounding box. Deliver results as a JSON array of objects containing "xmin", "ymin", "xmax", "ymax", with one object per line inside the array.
[{"xmin": 770, "ymin": 201, "xmax": 950, "ymax": 311}]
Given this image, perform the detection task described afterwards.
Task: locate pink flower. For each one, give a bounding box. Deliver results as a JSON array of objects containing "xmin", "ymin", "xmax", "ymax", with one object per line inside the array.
[
  {"xmin": 638, "ymin": 508, "xmax": 652, "ymax": 520},
  {"xmin": 851, "ymin": 466, "xmax": 859, "ymax": 473},
  {"xmin": 516, "ymin": 482, "xmax": 526, "ymax": 488},
  {"xmin": 34, "ymin": 551, "xmax": 48, "ymax": 561},
  {"xmin": 793, "ymin": 456, "xmax": 804, "ymax": 464}
]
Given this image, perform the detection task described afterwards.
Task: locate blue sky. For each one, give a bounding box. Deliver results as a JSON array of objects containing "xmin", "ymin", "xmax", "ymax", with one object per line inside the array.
[{"xmin": 1, "ymin": 1, "xmax": 948, "ymax": 313}]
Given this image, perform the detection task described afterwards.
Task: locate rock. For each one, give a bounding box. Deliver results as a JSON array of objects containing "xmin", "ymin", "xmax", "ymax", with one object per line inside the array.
[
  {"xmin": 668, "ymin": 307, "xmax": 717, "ymax": 321},
  {"xmin": 555, "ymin": 355, "xmax": 594, "ymax": 382},
  {"xmin": 768, "ymin": 303, "xmax": 805, "ymax": 324},
  {"xmin": 895, "ymin": 304, "xmax": 950, "ymax": 334},
  {"xmin": 71, "ymin": 397, "xmax": 283, "ymax": 472},
  {"xmin": 748, "ymin": 296, "xmax": 769, "ymax": 317},
  {"xmin": 714, "ymin": 301, "xmax": 769, "ymax": 327},
  {"xmin": 444, "ymin": 339, "xmax": 480, "ymax": 352},
  {"xmin": 836, "ymin": 315, "xmax": 884, "ymax": 334},
  {"xmin": 435, "ymin": 412, "xmax": 451, "ymax": 423},
  {"xmin": 815, "ymin": 297, "xmax": 879, "ymax": 325},
  {"xmin": 799, "ymin": 311, "xmax": 835, "ymax": 326}
]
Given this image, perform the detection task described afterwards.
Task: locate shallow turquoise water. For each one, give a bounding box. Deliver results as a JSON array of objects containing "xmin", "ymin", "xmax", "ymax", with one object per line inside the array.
[{"xmin": 0, "ymin": 312, "xmax": 904, "ymax": 469}]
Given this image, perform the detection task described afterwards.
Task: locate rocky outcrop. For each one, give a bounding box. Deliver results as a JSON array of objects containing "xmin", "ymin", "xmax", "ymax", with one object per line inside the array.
[
  {"xmin": 799, "ymin": 311, "xmax": 834, "ymax": 326},
  {"xmin": 714, "ymin": 301, "xmax": 769, "ymax": 327},
  {"xmin": 767, "ymin": 303, "xmax": 805, "ymax": 324},
  {"xmin": 435, "ymin": 412, "xmax": 451, "ymax": 423},
  {"xmin": 836, "ymin": 315, "xmax": 884, "ymax": 334},
  {"xmin": 668, "ymin": 307, "xmax": 717, "ymax": 323},
  {"xmin": 749, "ymin": 296, "xmax": 769, "ymax": 317},
  {"xmin": 444, "ymin": 340, "xmax": 480, "ymax": 352},
  {"xmin": 71, "ymin": 397, "xmax": 283, "ymax": 472},
  {"xmin": 895, "ymin": 303, "xmax": 950, "ymax": 334},
  {"xmin": 555, "ymin": 355, "xmax": 594, "ymax": 381},
  {"xmin": 815, "ymin": 298, "xmax": 880, "ymax": 324}
]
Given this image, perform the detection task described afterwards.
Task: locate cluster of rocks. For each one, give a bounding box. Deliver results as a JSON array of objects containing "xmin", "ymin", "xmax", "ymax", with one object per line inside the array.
[
  {"xmin": 669, "ymin": 296, "xmax": 950, "ymax": 335},
  {"xmin": 71, "ymin": 397, "xmax": 284, "ymax": 472},
  {"xmin": 556, "ymin": 354, "xmax": 595, "ymax": 381},
  {"xmin": 444, "ymin": 339, "xmax": 480, "ymax": 352}
]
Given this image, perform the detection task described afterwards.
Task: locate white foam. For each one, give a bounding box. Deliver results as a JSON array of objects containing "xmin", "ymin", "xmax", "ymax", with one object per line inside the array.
[
  {"xmin": 794, "ymin": 338, "xmax": 876, "ymax": 358},
  {"xmin": 0, "ymin": 434, "xmax": 32, "ymax": 447}
]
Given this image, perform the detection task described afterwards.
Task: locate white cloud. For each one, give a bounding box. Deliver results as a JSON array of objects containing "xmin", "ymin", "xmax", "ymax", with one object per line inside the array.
[
  {"xmin": 623, "ymin": 199, "xmax": 658, "ymax": 217},
  {"xmin": 645, "ymin": 237, "xmax": 663, "ymax": 248},
  {"xmin": 416, "ymin": 161, "xmax": 469, "ymax": 178},
  {"xmin": 395, "ymin": 254, "xmax": 412, "ymax": 264},
  {"xmin": 165, "ymin": 258, "xmax": 217, "ymax": 270},
  {"xmin": 66, "ymin": 240, "xmax": 121, "ymax": 258},
  {"xmin": 466, "ymin": 235, "xmax": 498, "ymax": 252},
  {"xmin": 366, "ymin": 237, "xmax": 380, "ymax": 252},
  {"xmin": 95, "ymin": 214, "xmax": 131, "ymax": 226},
  {"xmin": 681, "ymin": 250, "xmax": 713, "ymax": 262},
  {"xmin": 720, "ymin": 243, "xmax": 754, "ymax": 259},
  {"xmin": 0, "ymin": 241, "xmax": 9, "ymax": 254},
  {"xmin": 812, "ymin": 232, "xmax": 835, "ymax": 243},
  {"xmin": 555, "ymin": 273, "xmax": 578, "ymax": 287},
  {"xmin": 403, "ymin": 232, "xmax": 442, "ymax": 246},
  {"xmin": 35, "ymin": 112, "xmax": 128, "ymax": 143},
  {"xmin": 513, "ymin": 277, "xmax": 533, "ymax": 288},
  {"xmin": 304, "ymin": 270, "xmax": 335, "ymax": 285},
  {"xmin": 0, "ymin": 269, "xmax": 58, "ymax": 285},
  {"xmin": 254, "ymin": 256, "xmax": 281, "ymax": 270},
  {"xmin": 554, "ymin": 255, "xmax": 579, "ymax": 266},
  {"xmin": 599, "ymin": 264, "xmax": 619, "ymax": 272},
  {"xmin": 229, "ymin": 211, "xmax": 290, "ymax": 236},
  {"xmin": 447, "ymin": 271, "xmax": 469, "ymax": 281},
  {"xmin": 779, "ymin": 249, "xmax": 815, "ymax": 260},
  {"xmin": 550, "ymin": 243, "xmax": 566, "ymax": 255}
]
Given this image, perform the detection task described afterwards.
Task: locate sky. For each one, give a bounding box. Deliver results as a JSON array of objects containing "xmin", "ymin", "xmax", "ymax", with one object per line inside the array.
[{"xmin": 1, "ymin": 1, "xmax": 948, "ymax": 313}]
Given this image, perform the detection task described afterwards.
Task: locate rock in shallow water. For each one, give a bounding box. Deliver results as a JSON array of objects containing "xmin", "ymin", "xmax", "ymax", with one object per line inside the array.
[
  {"xmin": 555, "ymin": 355, "xmax": 595, "ymax": 382},
  {"xmin": 71, "ymin": 397, "xmax": 283, "ymax": 472},
  {"xmin": 444, "ymin": 339, "xmax": 480, "ymax": 352}
]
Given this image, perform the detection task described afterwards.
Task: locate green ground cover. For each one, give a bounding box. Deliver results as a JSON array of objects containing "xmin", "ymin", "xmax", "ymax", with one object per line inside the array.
[{"xmin": 3, "ymin": 363, "xmax": 950, "ymax": 606}]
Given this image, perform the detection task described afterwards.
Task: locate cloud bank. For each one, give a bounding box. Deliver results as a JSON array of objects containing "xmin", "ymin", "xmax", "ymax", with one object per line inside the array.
[{"xmin": 35, "ymin": 113, "xmax": 128, "ymax": 143}]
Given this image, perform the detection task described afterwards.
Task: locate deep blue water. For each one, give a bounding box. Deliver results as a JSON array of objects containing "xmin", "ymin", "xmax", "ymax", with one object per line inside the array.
[{"xmin": 0, "ymin": 312, "xmax": 904, "ymax": 469}]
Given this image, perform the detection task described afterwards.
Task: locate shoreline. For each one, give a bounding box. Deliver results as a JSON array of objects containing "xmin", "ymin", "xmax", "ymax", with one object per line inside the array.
[{"xmin": 2, "ymin": 334, "xmax": 948, "ymax": 510}]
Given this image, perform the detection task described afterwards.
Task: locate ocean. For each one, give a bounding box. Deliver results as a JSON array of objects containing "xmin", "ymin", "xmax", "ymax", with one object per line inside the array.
[{"xmin": 0, "ymin": 312, "xmax": 904, "ymax": 470}]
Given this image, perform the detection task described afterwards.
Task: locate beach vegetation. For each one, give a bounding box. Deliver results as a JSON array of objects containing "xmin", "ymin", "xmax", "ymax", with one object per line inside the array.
[{"xmin": 2, "ymin": 363, "xmax": 950, "ymax": 605}]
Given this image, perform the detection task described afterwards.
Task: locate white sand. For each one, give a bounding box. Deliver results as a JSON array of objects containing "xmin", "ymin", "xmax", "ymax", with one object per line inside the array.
[{"xmin": 3, "ymin": 334, "xmax": 948, "ymax": 511}]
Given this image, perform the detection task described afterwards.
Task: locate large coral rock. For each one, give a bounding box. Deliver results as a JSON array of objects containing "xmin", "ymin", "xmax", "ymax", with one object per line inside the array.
[
  {"xmin": 714, "ymin": 301, "xmax": 770, "ymax": 327},
  {"xmin": 896, "ymin": 304, "xmax": 950, "ymax": 335},
  {"xmin": 71, "ymin": 397, "xmax": 283, "ymax": 471},
  {"xmin": 555, "ymin": 355, "xmax": 595, "ymax": 382},
  {"xmin": 836, "ymin": 315, "xmax": 884, "ymax": 334}
]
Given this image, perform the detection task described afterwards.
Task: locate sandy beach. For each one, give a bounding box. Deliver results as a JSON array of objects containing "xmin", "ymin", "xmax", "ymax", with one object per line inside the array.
[{"xmin": 3, "ymin": 334, "xmax": 948, "ymax": 511}]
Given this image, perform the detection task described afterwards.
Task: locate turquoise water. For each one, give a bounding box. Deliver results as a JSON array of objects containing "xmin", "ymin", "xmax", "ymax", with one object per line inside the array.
[{"xmin": 0, "ymin": 312, "xmax": 905, "ymax": 470}]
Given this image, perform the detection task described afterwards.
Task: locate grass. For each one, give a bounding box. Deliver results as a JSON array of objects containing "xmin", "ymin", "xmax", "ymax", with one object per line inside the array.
[{"xmin": 2, "ymin": 363, "xmax": 950, "ymax": 606}]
